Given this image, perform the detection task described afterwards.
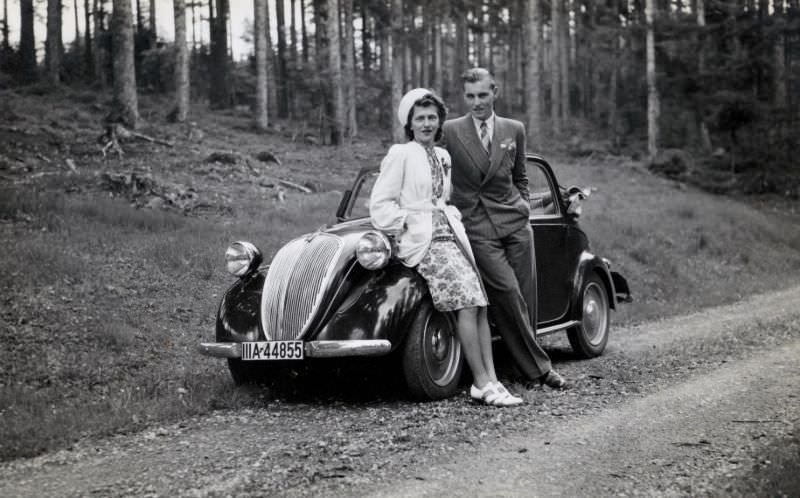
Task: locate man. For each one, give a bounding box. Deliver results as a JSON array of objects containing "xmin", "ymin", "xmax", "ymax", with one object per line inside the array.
[{"xmin": 442, "ymin": 67, "xmax": 566, "ymax": 389}]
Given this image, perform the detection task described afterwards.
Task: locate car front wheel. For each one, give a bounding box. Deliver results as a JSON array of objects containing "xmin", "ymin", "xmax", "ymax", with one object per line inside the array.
[
  {"xmin": 402, "ymin": 300, "xmax": 463, "ymax": 400},
  {"xmin": 567, "ymin": 273, "xmax": 610, "ymax": 358}
]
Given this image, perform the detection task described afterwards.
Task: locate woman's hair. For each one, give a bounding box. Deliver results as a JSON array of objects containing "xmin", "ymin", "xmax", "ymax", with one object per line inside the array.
[{"xmin": 404, "ymin": 92, "xmax": 447, "ymax": 142}]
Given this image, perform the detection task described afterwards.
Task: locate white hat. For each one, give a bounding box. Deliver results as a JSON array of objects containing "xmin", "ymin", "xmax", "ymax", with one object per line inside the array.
[{"xmin": 397, "ymin": 88, "xmax": 432, "ymax": 126}]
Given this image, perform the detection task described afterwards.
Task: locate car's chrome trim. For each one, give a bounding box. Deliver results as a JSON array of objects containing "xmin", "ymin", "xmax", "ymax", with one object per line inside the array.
[
  {"xmin": 198, "ymin": 340, "xmax": 391, "ymax": 359},
  {"xmin": 198, "ymin": 342, "xmax": 242, "ymax": 358},
  {"xmin": 536, "ymin": 320, "xmax": 579, "ymax": 336},
  {"xmin": 260, "ymin": 233, "xmax": 344, "ymax": 341},
  {"xmin": 305, "ymin": 340, "xmax": 392, "ymax": 358}
]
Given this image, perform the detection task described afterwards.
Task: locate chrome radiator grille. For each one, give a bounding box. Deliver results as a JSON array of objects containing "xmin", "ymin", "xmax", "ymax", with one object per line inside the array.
[{"xmin": 260, "ymin": 233, "xmax": 344, "ymax": 340}]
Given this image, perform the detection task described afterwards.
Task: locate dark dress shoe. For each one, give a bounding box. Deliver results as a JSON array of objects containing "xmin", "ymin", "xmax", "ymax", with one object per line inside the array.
[{"xmin": 540, "ymin": 370, "xmax": 567, "ymax": 389}]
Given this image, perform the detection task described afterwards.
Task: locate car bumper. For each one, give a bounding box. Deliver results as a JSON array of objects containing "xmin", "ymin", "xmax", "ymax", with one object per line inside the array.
[{"xmin": 198, "ymin": 340, "xmax": 392, "ymax": 359}]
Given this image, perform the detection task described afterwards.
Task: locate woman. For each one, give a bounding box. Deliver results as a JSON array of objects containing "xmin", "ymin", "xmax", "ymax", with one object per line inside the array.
[{"xmin": 370, "ymin": 88, "xmax": 523, "ymax": 407}]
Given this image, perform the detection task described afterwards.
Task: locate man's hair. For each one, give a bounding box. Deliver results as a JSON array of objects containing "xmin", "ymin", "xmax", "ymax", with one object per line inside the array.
[
  {"xmin": 404, "ymin": 92, "xmax": 448, "ymax": 141},
  {"xmin": 460, "ymin": 67, "xmax": 496, "ymax": 90}
]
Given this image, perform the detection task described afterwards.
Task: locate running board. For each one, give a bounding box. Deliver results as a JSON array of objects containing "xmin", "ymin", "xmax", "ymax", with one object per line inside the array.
[
  {"xmin": 536, "ymin": 320, "xmax": 579, "ymax": 337},
  {"xmin": 490, "ymin": 320, "xmax": 579, "ymax": 341}
]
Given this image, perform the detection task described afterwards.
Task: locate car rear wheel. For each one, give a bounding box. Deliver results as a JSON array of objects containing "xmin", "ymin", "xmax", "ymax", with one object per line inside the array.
[
  {"xmin": 402, "ymin": 300, "xmax": 463, "ymax": 400},
  {"xmin": 567, "ymin": 273, "xmax": 610, "ymax": 358}
]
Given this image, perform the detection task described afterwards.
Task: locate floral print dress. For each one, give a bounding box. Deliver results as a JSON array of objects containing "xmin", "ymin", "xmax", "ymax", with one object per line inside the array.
[{"xmin": 416, "ymin": 146, "xmax": 488, "ymax": 312}]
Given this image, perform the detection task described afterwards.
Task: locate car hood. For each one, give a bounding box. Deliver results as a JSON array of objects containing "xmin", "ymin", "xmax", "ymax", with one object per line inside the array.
[{"xmin": 258, "ymin": 217, "xmax": 376, "ymax": 341}]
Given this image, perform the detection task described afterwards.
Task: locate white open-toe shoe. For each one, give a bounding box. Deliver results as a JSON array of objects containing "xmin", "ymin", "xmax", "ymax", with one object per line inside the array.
[
  {"xmin": 492, "ymin": 382, "xmax": 524, "ymax": 406},
  {"xmin": 470, "ymin": 383, "xmax": 523, "ymax": 407}
]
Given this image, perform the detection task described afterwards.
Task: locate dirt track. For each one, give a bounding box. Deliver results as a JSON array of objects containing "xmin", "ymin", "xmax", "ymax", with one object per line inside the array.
[{"xmin": 1, "ymin": 286, "xmax": 799, "ymax": 497}]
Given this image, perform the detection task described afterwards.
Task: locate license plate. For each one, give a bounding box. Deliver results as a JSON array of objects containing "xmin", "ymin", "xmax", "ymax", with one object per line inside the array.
[{"xmin": 241, "ymin": 341, "xmax": 304, "ymax": 361}]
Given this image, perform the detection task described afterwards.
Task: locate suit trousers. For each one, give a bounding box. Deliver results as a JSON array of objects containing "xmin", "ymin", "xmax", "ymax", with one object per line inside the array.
[{"xmin": 469, "ymin": 224, "xmax": 552, "ymax": 380}]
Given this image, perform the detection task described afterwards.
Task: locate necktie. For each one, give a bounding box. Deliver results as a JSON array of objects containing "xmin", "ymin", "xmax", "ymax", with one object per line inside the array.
[{"xmin": 480, "ymin": 120, "xmax": 491, "ymax": 154}]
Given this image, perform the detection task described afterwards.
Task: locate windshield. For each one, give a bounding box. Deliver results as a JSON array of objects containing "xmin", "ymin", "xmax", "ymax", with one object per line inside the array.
[{"xmin": 348, "ymin": 171, "xmax": 379, "ymax": 219}]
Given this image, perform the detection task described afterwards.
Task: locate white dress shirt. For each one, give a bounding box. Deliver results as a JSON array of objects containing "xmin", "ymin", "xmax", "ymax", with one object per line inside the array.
[{"xmin": 471, "ymin": 112, "xmax": 495, "ymax": 146}]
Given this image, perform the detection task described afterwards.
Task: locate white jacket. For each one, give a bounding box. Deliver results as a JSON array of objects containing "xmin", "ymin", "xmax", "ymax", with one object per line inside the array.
[{"xmin": 369, "ymin": 141, "xmax": 478, "ymax": 269}]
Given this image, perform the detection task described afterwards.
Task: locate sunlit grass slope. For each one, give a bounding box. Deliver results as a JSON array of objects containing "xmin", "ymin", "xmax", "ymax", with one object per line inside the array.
[{"xmin": 551, "ymin": 155, "xmax": 800, "ymax": 323}]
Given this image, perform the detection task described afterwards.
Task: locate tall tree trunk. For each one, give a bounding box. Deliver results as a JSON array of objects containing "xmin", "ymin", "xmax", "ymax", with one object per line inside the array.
[
  {"xmin": 265, "ymin": 0, "xmax": 277, "ymax": 119},
  {"xmin": 46, "ymin": 0, "xmax": 63, "ymax": 84},
  {"xmin": 276, "ymin": 0, "xmax": 288, "ymax": 117},
  {"xmin": 326, "ymin": 0, "xmax": 344, "ymax": 145},
  {"xmin": 442, "ymin": 7, "xmax": 454, "ymax": 104},
  {"xmin": 135, "ymin": 0, "xmax": 143, "ymax": 35},
  {"xmin": 454, "ymin": 3, "xmax": 467, "ymax": 87},
  {"xmin": 73, "ymin": 0, "xmax": 80, "ymax": 50},
  {"xmin": 376, "ymin": 6, "xmax": 390, "ymax": 127},
  {"xmin": 608, "ymin": 0, "xmax": 622, "ymax": 149},
  {"xmin": 301, "ymin": 0, "xmax": 309, "ymax": 64},
  {"xmin": 575, "ymin": 0, "xmax": 588, "ymax": 118},
  {"xmin": 172, "ymin": 0, "xmax": 189, "ymax": 123},
  {"xmin": 432, "ymin": 5, "xmax": 442, "ymax": 95},
  {"xmin": 360, "ymin": 0, "xmax": 371, "ymax": 72},
  {"xmin": 20, "ymin": 0, "xmax": 37, "ymax": 82},
  {"xmin": 111, "ymin": 0, "xmax": 140, "ymax": 128},
  {"xmin": 403, "ymin": 2, "xmax": 413, "ymax": 88},
  {"xmin": 525, "ymin": 0, "xmax": 543, "ymax": 149},
  {"xmin": 786, "ymin": 1, "xmax": 796, "ymax": 118},
  {"xmin": 93, "ymin": 0, "xmax": 107, "ymax": 86},
  {"xmin": 1, "ymin": 0, "xmax": 8, "ymax": 50},
  {"xmin": 149, "ymin": 0, "xmax": 156, "ymax": 47},
  {"xmin": 84, "ymin": 0, "xmax": 93, "ymax": 76},
  {"xmin": 289, "ymin": 0, "xmax": 297, "ymax": 118},
  {"xmin": 313, "ymin": 0, "xmax": 326, "ymax": 133},
  {"xmin": 391, "ymin": 0, "xmax": 404, "ymax": 142},
  {"xmin": 209, "ymin": 0, "xmax": 231, "ymax": 108},
  {"xmin": 475, "ymin": 4, "xmax": 485, "ymax": 67},
  {"xmin": 646, "ymin": 0, "xmax": 659, "ymax": 160},
  {"xmin": 773, "ymin": 0, "xmax": 787, "ymax": 109},
  {"xmin": 559, "ymin": 0, "xmax": 570, "ymax": 124},
  {"xmin": 420, "ymin": 4, "xmax": 429, "ymax": 86},
  {"xmin": 253, "ymin": 0, "xmax": 268, "ymax": 130},
  {"xmin": 550, "ymin": 0, "xmax": 562, "ymax": 135},
  {"xmin": 696, "ymin": 0, "xmax": 712, "ymax": 152},
  {"xmin": 190, "ymin": 0, "xmax": 196, "ymax": 51},
  {"xmin": 508, "ymin": 0, "xmax": 522, "ymax": 113},
  {"xmin": 342, "ymin": 0, "xmax": 357, "ymax": 138},
  {"xmin": 290, "ymin": 0, "xmax": 298, "ymax": 66}
]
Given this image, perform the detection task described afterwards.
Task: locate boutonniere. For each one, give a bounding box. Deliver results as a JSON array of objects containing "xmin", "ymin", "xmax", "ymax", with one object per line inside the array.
[
  {"xmin": 499, "ymin": 138, "xmax": 516, "ymax": 154},
  {"xmin": 441, "ymin": 157, "xmax": 451, "ymax": 176}
]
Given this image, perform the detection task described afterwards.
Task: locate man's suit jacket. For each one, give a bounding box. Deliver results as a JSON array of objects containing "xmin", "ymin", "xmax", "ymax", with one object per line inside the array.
[{"xmin": 442, "ymin": 114, "xmax": 530, "ymax": 240}]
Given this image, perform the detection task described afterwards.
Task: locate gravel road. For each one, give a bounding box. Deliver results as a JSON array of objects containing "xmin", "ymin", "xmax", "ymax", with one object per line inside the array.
[{"xmin": 2, "ymin": 286, "xmax": 799, "ymax": 497}]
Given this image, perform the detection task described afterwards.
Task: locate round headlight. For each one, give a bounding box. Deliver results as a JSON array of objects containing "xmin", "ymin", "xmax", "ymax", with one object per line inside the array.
[
  {"xmin": 225, "ymin": 241, "xmax": 262, "ymax": 277},
  {"xmin": 356, "ymin": 231, "xmax": 392, "ymax": 270}
]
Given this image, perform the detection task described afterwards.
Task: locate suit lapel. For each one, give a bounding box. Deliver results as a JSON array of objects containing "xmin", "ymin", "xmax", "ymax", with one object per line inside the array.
[
  {"xmin": 454, "ymin": 115, "xmax": 490, "ymax": 177},
  {"xmin": 482, "ymin": 117, "xmax": 509, "ymax": 185}
]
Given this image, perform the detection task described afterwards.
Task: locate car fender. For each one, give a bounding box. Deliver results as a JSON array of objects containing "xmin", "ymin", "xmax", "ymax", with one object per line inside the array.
[
  {"xmin": 570, "ymin": 251, "xmax": 617, "ymax": 321},
  {"xmin": 313, "ymin": 263, "xmax": 429, "ymax": 350},
  {"xmin": 216, "ymin": 269, "xmax": 266, "ymax": 343}
]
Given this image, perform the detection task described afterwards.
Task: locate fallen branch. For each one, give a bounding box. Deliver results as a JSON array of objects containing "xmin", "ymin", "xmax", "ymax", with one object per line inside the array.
[
  {"xmin": 128, "ymin": 129, "xmax": 174, "ymax": 147},
  {"xmin": 671, "ymin": 439, "xmax": 711, "ymax": 447},
  {"xmin": 101, "ymin": 137, "xmax": 124, "ymax": 159},
  {"xmin": 99, "ymin": 124, "xmax": 173, "ymax": 159},
  {"xmin": 277, "ymin": 179, "xmax": 312, "ymax": 193}
]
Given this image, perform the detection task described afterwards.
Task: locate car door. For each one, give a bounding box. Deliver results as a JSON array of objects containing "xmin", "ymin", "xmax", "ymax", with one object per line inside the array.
[{"xmin": 526, "ymin": 159, "xmax": 571, "ymax": 325}]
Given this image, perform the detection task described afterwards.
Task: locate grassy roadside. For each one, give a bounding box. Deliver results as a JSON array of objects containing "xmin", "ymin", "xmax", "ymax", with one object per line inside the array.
[{"xmin": 1, "ymin": 87, "xmax": 799, "ymax": 461}]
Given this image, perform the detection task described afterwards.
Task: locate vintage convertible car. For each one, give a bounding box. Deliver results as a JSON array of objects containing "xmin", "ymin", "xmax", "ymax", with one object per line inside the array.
[{"xmin": 199, "ymin": 155, "xmax": 631, "ymax": 400}]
